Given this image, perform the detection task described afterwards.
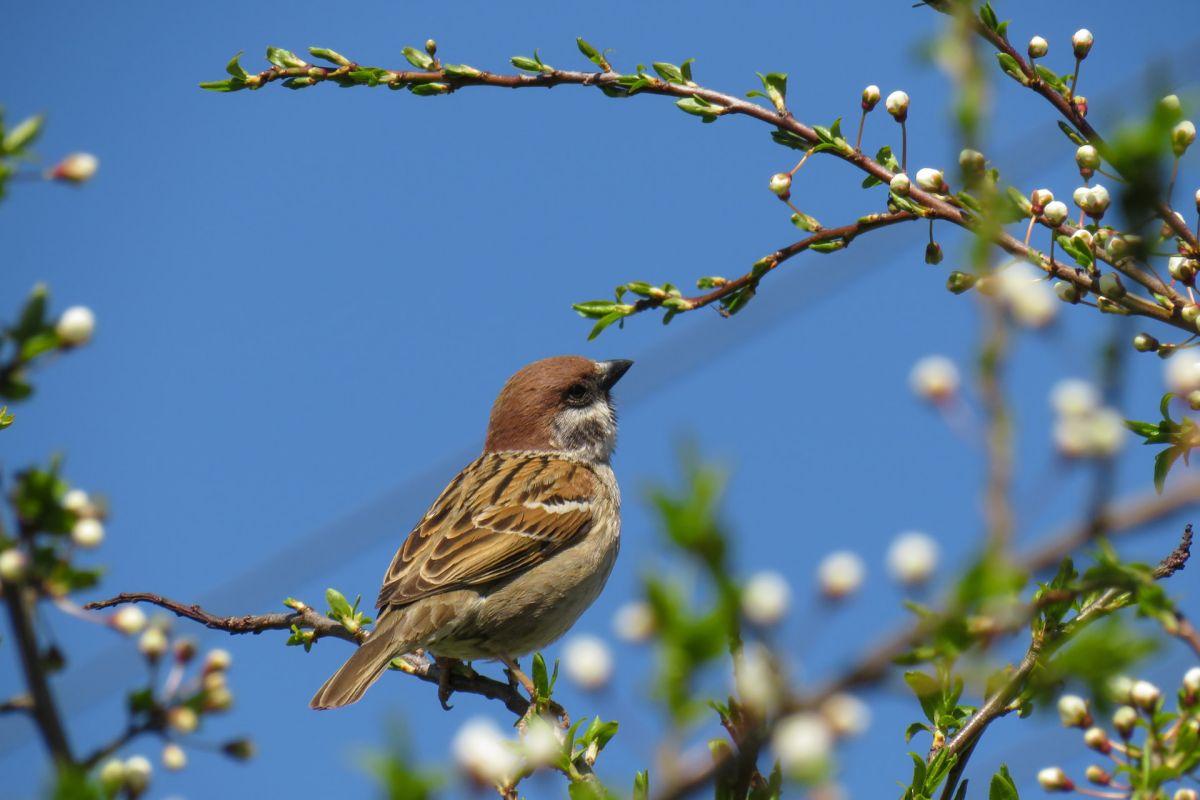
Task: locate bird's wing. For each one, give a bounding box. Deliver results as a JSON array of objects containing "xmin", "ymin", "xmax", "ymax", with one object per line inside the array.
[{"xmin": 376, "ymin": 452, "xmax": 599, "ymax": 609}]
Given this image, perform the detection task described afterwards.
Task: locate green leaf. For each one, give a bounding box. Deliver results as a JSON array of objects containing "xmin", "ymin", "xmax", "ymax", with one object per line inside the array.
[
  {"xmin": 225, "ymin": 52, "xmax": 249, "ymax": 79},
  {"xmin": 266, "ymin": 46, "xmax": 306, "ymax": 69},
  {"xmin": 1034, "ymin": 64, "xmax": 1068, "ymax": 95},
  {"xmin": 308, "ymin": 47, "xmax": 351, "ymax": 67},
  {"xmin": 443, "ymin": 63, "xmax": 481, "ymax": 78},
  {"xmin": 809, "ymin": 238, "xmax": 845, "ymax": 253},
  {"xmin": 576, "ymin": 37, "xmax": 608, "ymax": 70},
  {"xmin": 0, "ymin": 406, "xmax": 13, "ymax": 430},
  {"xmin": 2, "ymin": 114, "xmax": 43, "ymax": 155},
  {"xmin": 755, "ymin": 72, "xmax": 787, "ymax": 111},
  {"xmin": 652, "ymin": 62, "xmax": 684, "ymax": 84},
  {"xmin": 408, "ymin": 82, "xmax": 449, "ymax": 96},
  {"xmin": 904, "ymin": 670, "xmax": 941, "ymax": 723},
  {"xmin": 1057, "ymin": 121, "xmax": 1087, "ymax": 146},
  {"xmin": 200, "ymin": 79, "xmax": 244, "ymax": 92},
  {"xmin": 633, "ymin": 771, "xmax": 649, "ymax": 800},
  {"xmin": 402, "ymin": 46, "xmax": 434, "ymax": 70},
  {"xmin": 325, "ymin": 588, "xmax": 353, "ymax": 619},
  {"xmin": 1154, "ymin": 446, "xmax": 1182, "ymax": 493},
  {"xmin": 996, "ymin": 53, "xmax": 1029, "ymax": 86},
  {"xmin": 675, "ymin": 95, "xmax": 721, "ymax": 122},
  {"xmin": 979, "ymin": 3, "xmax": 999, "ymax": 32},
  {"xmin": 573, "ymin": 300, "xmax": 622, "ymax": 319},
  {"xmin": 587, "ymin": 310, "xmax": 626, "ymax": 340},
  {"xmin": 532, "ymin": 652, "xmax": 550, "ymax": 698}
]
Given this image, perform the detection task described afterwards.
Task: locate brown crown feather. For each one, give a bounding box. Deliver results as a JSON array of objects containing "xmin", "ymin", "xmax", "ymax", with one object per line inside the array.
[{"xmin": 484, "ymin": 355, "xmax": 597, "ymax": 452}]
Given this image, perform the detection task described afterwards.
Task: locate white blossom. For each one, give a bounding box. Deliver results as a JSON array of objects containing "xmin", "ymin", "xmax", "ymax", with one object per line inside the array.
[
  {"xmin": 1072, "ymin": 29, "xmax": 1094, "ymax": 58},
  {"xmin": 0, "ymin": 549, "xmax": 28, "ymax": 582},
  {"xmin": 886, "ymin": 531, "xmax": 939, "ymax": 585},
  {"xmin": 161, "ymin": 743, "xmax": 187, "ymax": 771},
  {"xmin": 1183, "ymin": 666, "xmax": 1200, "ymax": 693},
  {"xmin": 909, "ymin": 355, "xmax": 959, "ymax": 403},
  {"xmin": 51, "ymin": 152, "xmax": 99, "ymax": 183},
  {"xmin": 772, "ymin": 713, "xmax": 832, "ymax": 774},
  {"xmin": 1028, "ymin": 36, "xmax": 1048, "ymax": 58},
  {"xmin": 769, "ymin": 173, "xmax": 792, "ymax": 197},
  {"xmin": 889, "ymin": 173, "xmax": 911, "ymax": 196},
  {"xmin": 1165, "ymin": 350, "xmax": 1200, "ymax": 394},
  {"xmin": 1057, "ymin": 694, "xmax": 1091, "ymax": 727},
  {"xmin": 71, "ymin": 517, "xmax": 105, "ymax": 549},
  {"xmin": 562, "ymin": 634, "xmax": 613, "ymax": 691},
  {"xmin": 996, "ymin": 261, "xmax": 1056, "ymax": 327},
  {"xmin": 62, "ymin": 488, "xmax": 91, "ymax": 515},
  {"xmin": 1131, "ymin": 679, "xmax": 1161, "ymax": 710},
  {"xmin": 915, "ymin": 167, "xmax": 945, "ymax": 192},
  {"xmin": 204, "ymin": 648, "xmax": 232, "ymax": 672},
  {"xmin": 453, "ymin": 717, "xmax": 520, "ymax": 785},
  {"xmin": 741, "ymin": 571, "xmax": 791, "ymax": 626},
  {"xmin": 520, "ymin": 715, "xmax": 564, "ymax": 768},
  {"xmin": 1038, "ymin": 766, "xmax": 1073, "ymax": 791},
  {"xmin": 1042, "ymin": 200, "xmax": 1069, "ymax": 226},
  {"xmin": 820, "ymin": 693, "xmax": 871, "ymax": 738},
  {"xmin": 734, "ymin": 642, "xmax": 782, "ymax": 716},
  {"xmin": 112, "ymin": 606, "xmax": 147, "ymax": 635},
  {"xmin": 612, "ymin": 600, "xmax": 655, "ymax": 643},
  {"xmin": 1051, "ymin": 379, "xmax": 1099, "ymax": 418},
  {"xmin": 138, "ymin": 627, "xmax": 168, "ymax": 660},
  {"xmin": 885, "ymin": 90, "xmax": 909, "ymax": 120},
  {"xmin": 55, "ymin": 306, "xmax": 95, "ymax": 346},
  {"xmin": 124, "ymin": 755, "xmax": 152, "ymax": 795},
  {"xmin": 817, "ymin": 551, "xmax": 865, "ymax": 599}
]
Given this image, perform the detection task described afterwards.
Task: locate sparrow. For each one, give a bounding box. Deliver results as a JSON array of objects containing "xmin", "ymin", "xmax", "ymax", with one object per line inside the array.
[{"xmin": 311, "ymin": 355, "xmax": 632, "ymax": 709}]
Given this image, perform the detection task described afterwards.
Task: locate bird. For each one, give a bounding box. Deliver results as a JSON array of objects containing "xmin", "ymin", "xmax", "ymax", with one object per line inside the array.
[{"xmin": 310, "ymin": 355, "xmax": 633, "ymax": 710}]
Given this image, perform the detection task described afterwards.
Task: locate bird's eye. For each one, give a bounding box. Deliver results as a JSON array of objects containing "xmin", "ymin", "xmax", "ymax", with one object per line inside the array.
[{"xmin": 565, "ymin": 383, "xmax": 590, "ymax": 406}]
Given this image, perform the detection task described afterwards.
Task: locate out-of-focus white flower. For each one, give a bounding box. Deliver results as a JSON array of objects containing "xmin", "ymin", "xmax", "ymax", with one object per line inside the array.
[
  {"xmin": 98, "ymin": 758, "xmax": 126, "ymax": 792},
  {"xmin": 1084, "ymin": 726, "xmax": 1111, "ymax": 753},
  {"xmin": 1038, "ymin": 766, "xmax": 1074, "ymax": 791},
  {"xmin": 161, "ymin": 743, "xmax": 187, "ymax": 771},
  {"xmin": 72, "ymin": 517, "xmax": 105, "ymax": 549},
  {"xmin": 1108, "ymin": 675, "xmax": 1134, "ymax": 703},
  {"xmin": 204, "ymin": 648, "xmax": 232, "ymax": 672},
  {"xmin": 1174, "ymin": 120, "xmax": 1197, "ymax": 157},
  {"xmin": 996, "ymin": 261, "xmax": 1056, "ymax": 327},
  {"xmin": 124, "ymin": 755, "xmax": 153, "ymax": 796},
  {"xmin": 1057, "ymin": 694, "xmax": 1092, "ymax": 727},
  {"xmin": 734, "ymin": 642, "xmax": 782, "ymax": 716},
  {"xmin": 742, "ymin": 571, "xmax": 791, "ymax": 626},
  {"xmin": 958, "ymin": 148, "xmax": 985, "ymax": 173},
  {"xmin": 909, "ymin": 355, "xmax": 959, "ymax": 403},
  {"xmin": 50, "ymin": 153, "xmax": 99, "ymax": 183},
  {"xmin": 1054, "ymin": 407, "xmax": 1125, "ymax": 459},
  {"xmin": 1161, "ymin": 94, "xmax": 1182, "ymax": 115},
  {"xmin": 886, "ymin": 531, "xmax": 939, "ymax": 585},
  {"xmin": 885, "ymin": 90, "xmax": 909, "ymax": 120},
  {"xmin": 63, "ymin": 488, "xmax": 91, "ymax": 515},
  {"xmin": 1085, "ymin": 765, "xmax": 1111, "ymax": 785},
  {"xmin": 817, "ymin": 551, "xmax": 865, "ymax": 599},
  {"xmin": 112, "ymin": 606, "xmax": 147, "ymax": 635},
  {"xmin": 167, "ymin": 706, "xmax": 198, "ymax": 734},
  {"xmin": 453, "ymin": 717, "xmax": 520, "ymax": 785},
  {"xmin": 1028, "ymin": 36, "xmax": 1049, "ymax": 58},
  {"xmin": 612, "ymin": 600, "xmax": 655, "ymax": 643},
  {"xmin": 55, "ymin": 306, "xmax": 95, "ymax": 346},
  {"xmin": 1131, "ymin": 679, "xmax": 1161, "ymax": 710},
  {"xmin": 1113, "ymin": 705, "xmax": 1138, "ymax": 736},
  {"xmin": 1176, "ymin": 788, "xmax": 1200, "ymax": 800},
  {"xmin": 0, "ymin": 549, "xmax": 28, "ymax": 582},
  {"xmin": 820, "ymin": 693, "xmax": 871, "ymax": 738},
  {"xmin": 520, "ymin": 715, "xmax": 564, "ymax": 768},
  {"xmin": 772, "ymin": 713, "xmax": 833, "ymax": 775},
  {"xmin": 1165, "ymin": 350, "xmax": 1200, "ymax": 394},
  {"xmin": 1184, "ymin": 666, "xmax": 1200, "ymax": 694},
  {"xmin": 1051, "ymin": 379, "xmax": 1099, "ymax": 417},
  {"xmin": 138, "ymin": 627, "xmax": 168, "ymax": 661},
  {"xmin": 562, "ymin": 634, "xmax": 613, "ymax": 691}
]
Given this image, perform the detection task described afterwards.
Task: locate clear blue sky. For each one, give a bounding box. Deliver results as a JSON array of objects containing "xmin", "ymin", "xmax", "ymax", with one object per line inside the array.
[{"xmin": 4, "ymin": 1, "xmax": 1200, "ymax": 797}]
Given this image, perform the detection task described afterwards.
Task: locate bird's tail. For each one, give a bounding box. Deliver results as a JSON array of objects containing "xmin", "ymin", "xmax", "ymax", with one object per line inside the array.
[{"xmin": 310, "ymin": 611, "xmax": 407, "ymax": 710}]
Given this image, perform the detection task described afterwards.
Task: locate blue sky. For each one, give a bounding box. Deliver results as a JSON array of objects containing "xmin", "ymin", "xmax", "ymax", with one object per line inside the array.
[{"xmin": 4, "ymin": 1, "xmax": 1200, "ymax": 797}]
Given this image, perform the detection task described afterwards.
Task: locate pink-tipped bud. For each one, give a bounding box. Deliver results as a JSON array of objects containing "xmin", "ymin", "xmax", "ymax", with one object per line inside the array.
[
  {"xmin": 1083, "ymin": 726, "xmax": 1111, "ymax": 753},
  {"xmin": 49, "ymin": 153, "xmax": 99, "ymax": 183},
  {"xmin": 1037, "ymin": 766, "xmax": 1074, "ymax": 792},
  {"xmin": 1084, "ymin": 765, "xmax": 1111, "ymax": 785},
  {"xmin": 1072, "ymin": 29, "xmax": 1094, "ymax": 59},
  {"xmin": 861, "ymin": 85, "xmax": 880, "ymax": 111}
]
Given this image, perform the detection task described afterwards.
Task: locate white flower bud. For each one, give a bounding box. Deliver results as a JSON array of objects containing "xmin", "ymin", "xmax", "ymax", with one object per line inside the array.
[
  {"xmin": 453, "ymin": 717, "xmax": 520, "ymax": 785},
  {"xmin": 1170, "ymin": 255, "xmax": 1198, "ymax": 283},
  {"xmin": 50, "ymin": 152, "xmax": 99, "ymax": 183},
  {"xmin": 203, "ymin": 685, "xmax": 233, "ymax": 711},
  {"xmin": 1051, "ymin": 379, "xmax": 1099, "ymax": 418},
  {"xmin": 1161, "ymin": 94, "xmax": 1182, "ymax": 115},
  {"xmin": 1037, "ymin": 766, "xmax": 1074, "ymax": 791},
  {"xmin": 1131, "ymin": 679, "xmax": 1161, "ymax": 710},
  {"xmin": 612, "ymin": 600, "xmax": 655, "ymax": 643},
  {"xmin": 820, "ymin": 693, "xmax": 870, "ymax": 738},
  {"xmin": 1085, "ymin": 765, "xmax": 1111, "ymax": 785},
  {"xmin": 55, "ymin": 305, "xmax": 95, "ymax": 347},
  {"xmin": 71, "ymin": 517, "xmax": 105, "ymax": 549},
  {"xmin": 1083, "ymin": 726, "xmax": 1110, "ymax": 753},
  {"xmin": 1076, "ymin": 144, "xmax": 1101, "ymax": 171},
  {"xmin": 1041, "ymin": 200, "xmax": 1069, "ymax": 227},
  {"xmin": 112, "ymin": 606, "xmax": 147, "ymax": 635},
  {"xmin": 889, "ymin": 172, "xmax": 911, "ymax": 196},
  {"xmin": 1112, "ymin": 705, "xmax": 1138, "ymax": 736},
  {"xmin": 997, "ymin": 261, "xmax": 1056, "ymax": 327},
  {"xmin": 562, "ymin": 634, "xmax": 613, "ymax": 691},
  {"xmin": 1073, "ymin": 186, "xmax": 1091, "ymax": 208},
  {"xmin": 909, "ymin": 355, "xmax": 959, "ymax": 403},
  {"xmin": 1174, "ymin": 120, "xmax": 1197, "ymax": 157},
  {"xmin": 769, "ymin": 172, "xmax": 792, "ymax": 197},
  {"xmin": 772, "ymin": 713, "xmax": 832, "ymax": 775},
  {"xmin": 958, "ymin": 148, "xmax": 985, "ymax": 173},
  {"xmin": 886, "ymin": 531, "xmax": 939, "ymax": 585},
  {"xmin": 1166, "ymin": 350, "xmax": 1200, "ymax": 393},
  {"xmin": 734, "ymin": 642, "xmax": 781, "ymax": 716},
  {"xmin": 741, "ymin": 571, "xmax": 791, "ymax": 626},
  {"xmin": 167, "ymin": 705, "xmax": 198, "ymax": 734},
  {"xmin": 138, "ymin": 627, "xmax": 168, "ymax": 661},
  {"xmin": 63, "ymin": 488, "xmax": 91, "ymax": 515},
  {"xmin": 1079, "ymin": 184, "xmax": 1110, "ymax": 217},
  {"xmin": 123, "ymin": 755, "xmax": 152, "ymax": 796},
  {"xmin": 1071, "ymin": 228, "xmax": 1093, "ymax": 249},
  {"xmin": 1195, "ymin": 188, "xmax": 1200, "ymax": 212},
  {"xmin": 885, "ymin": 90, "xmax": 909, "ymax": 121},
  {"xmin": 1176, "ymin": 789, "xmax": 1200, "ymax": 800},
  {"xmin": 1030, "ymin": 188, "xmax": 1054, "ymax": 209},
  {"xmin": 1028, "ymin": 36, "xmax": 1049, "ymax": 58},
  {"xmin": 1057, "ymin": 694, "xmax": 1092, "ymax": 727},
  {"xmin": 204, "ymin": 648, "xmax": 232, "ymax": 672},
  {"xmin": 1072, "ymin": 29, "xmax": 1094, "ymax": 59},
  {"xmin": 861, "ymin": 85, "xmax": 881, "ymax": 111},
  {"xmin": 1109, "ymin": 675, "xmax": 1135, "ymax": 703},
  {"xmin": 915, "ymin": 167, "xmax": 945, "ymax": 192},
  {"xmin": 817, "ymin": 551, "xmax": 865, "ymax": 599},
  {"xmin": 161, "ymin": 743, "xmax": 187, "ymax": 771},
  {"xmin": 1184, "ymin": 666, "xmax": 1200, "ymax": 693},
  {"xmin": 521, "ymin": 715, "xmax": 565, "ymax": 768},
  {"xmin": 98, "ymin": 758, "xmax": 126, "ymax": 791},
  {"xmin": 0, "ymin": 549, "xmax": 28, "ymax": 582}
]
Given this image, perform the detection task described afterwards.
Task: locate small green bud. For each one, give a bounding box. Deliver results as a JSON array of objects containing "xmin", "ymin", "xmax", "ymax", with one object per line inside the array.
[
  {"xmin": 958, "ymin": 148, "xmax": 985, "ymax": 175},
  {"xmin": 946, "ymin": 271, "xmax": 976, "ymax": 294},
  {"xmin": 925, "ymin": 242, "xmax": 943, "ymax": 265},
  {"xmin": 1158, "ymin": 343, "xmax": 1178, "ymax": 359},
  {"xmin": 425, "ymin": 39, "xmax": 438, "ymax": 57},
  {"xmin": 1096, "ymin": 297, "xmax": 1128, "ymax": 314},
  {"xmin": 1183, "ymin": 305, "xmax": 1200, "ymax": 325},
  {"xmin": 1098, "ymin": 273, "xmax": 1126, "ymax": 299},
  {"xmin": 1133, "ymin": 333, "xmax": 1159, "ymax": 352},
  {"xmin": 1173, "ymin": 120, "xmax": 1196, "ymax": 158}
]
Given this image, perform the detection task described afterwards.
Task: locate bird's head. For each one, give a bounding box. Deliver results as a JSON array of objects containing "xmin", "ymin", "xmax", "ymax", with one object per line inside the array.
[{"xmin": 484, "ymin": 356, "xmax": 633, "ymax": 461}]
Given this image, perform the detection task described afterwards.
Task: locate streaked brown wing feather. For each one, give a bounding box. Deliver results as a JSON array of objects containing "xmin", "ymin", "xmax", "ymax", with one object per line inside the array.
[{"xmin": 376, "ymin": 452, "xmax": 597, "ymax": 609}]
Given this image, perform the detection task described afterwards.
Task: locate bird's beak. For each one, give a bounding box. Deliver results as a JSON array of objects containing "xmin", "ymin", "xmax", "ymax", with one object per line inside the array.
[{"xmin": 597, "ymin": 359, "xmax": 634, "ymax": 390}]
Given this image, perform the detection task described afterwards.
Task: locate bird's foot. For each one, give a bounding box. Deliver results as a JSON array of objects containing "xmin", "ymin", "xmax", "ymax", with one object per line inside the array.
[{"xmin": 435, "ymin": 656, "xmax": 461, "ymax": 710}]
